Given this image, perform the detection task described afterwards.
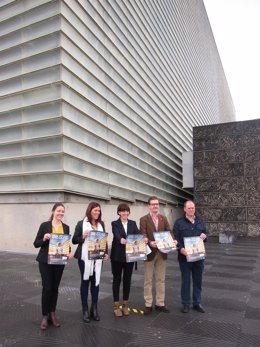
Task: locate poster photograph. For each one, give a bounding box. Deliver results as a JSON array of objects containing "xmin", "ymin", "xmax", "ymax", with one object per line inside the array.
[
  {"xmin": 153, "ymin": 231, "xmax": 177, "ymax": 254},
  {"xmin": 184, "ymin": 236, "xmax": 206, "ymax": 262},
  {"xmin": 88, "ymin": 230, "xmax": 108, "ymax": 260},
  {"xmin": 125, "ymin": 234, "xmax": 147, "ymax": 262},
  {"xmin": 48, "ymin": 233, "xmax": 71, "ymax": 265}
]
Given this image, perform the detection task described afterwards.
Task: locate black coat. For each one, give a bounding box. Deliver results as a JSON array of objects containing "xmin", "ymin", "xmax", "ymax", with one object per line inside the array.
[
  {"xmin": 72, "ymin": 220, "xmax": 85, "ymax": 260},
  {"xmin": 33, "ymin": 221, "xmax": 70, "ymax": 263},
  {"xmin": 110, "ymin": 218, "xmax": 141, "ymax": 262}
]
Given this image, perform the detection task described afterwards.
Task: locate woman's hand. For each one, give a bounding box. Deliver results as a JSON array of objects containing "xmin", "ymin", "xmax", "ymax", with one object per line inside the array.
[
  {"xmin": 68, "ymin": 251, "xmax": 74, "ymax": 260},
  {"xmin": 180, "ymin": 247, "xmax": 188, "ymax": 256},
  {"xmin": 120, "ymin": 238, "xmax": 126, "ymax": 245},
  {"xmin": 82, "ymin": 230, "xmax": 90, "ymax": 239},
  {"xmin": 43, "ymin": 233, "xmax": 51, "ymax": 241},
  {"xmin": 104, "ymin": 254, "xmax": 109, "ymax": 261}
]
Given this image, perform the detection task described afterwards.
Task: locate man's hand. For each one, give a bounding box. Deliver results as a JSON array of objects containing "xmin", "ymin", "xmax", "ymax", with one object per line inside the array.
[
  {"xmin": 150, "ymin": 241, "xmax": 157, "ymax": 248},
  {"xmin": 200, "ymin": 233, "xmax": 207, "ymax": 240},
  {"xmin": 180, "ymin": 247, "xmax": 188, "ymax": 256}
]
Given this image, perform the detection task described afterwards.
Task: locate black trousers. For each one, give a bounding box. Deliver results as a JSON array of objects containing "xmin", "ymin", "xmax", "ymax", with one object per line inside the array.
[
  {"xmin": 78, "ymin": 259, "xmax": 99, "ymax": 309},
  {"xmin": 39, "ymin": 262, "xmax": 64, "ymax": 316},
  {"xmin": 111, "ymin": 260, "xmax": 134, "ymax": 302}
]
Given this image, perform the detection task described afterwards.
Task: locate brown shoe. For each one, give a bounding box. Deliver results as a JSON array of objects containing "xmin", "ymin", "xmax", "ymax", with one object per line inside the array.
[
  {"xmin": 122, "ymin": 301, "xmax": 130, "ymax": 316},
  {"xmin": 113, "ymin": 302, "xmax": 123, "ymax": 317},
  {"xmin": 50, "ymin": 312, "xmax": 60, "ymax": 327},
  {"xmin": 143, "ymin": 306, "xmax": 152, "ymax": 315},
  {"xmin": 155, "ymin": 305, "xmax": 170, "ymax": 313},
  {"xmin": 40, "ymin": 316, "xmax": 48, "ymax": 330}
]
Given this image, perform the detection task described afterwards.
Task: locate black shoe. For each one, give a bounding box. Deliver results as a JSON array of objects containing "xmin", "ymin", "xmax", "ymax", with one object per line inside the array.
[
  {"xmin": 83, "ymin": 310, "xmax": 90, "ymax": 323},
  {"xmin": 181, "ymin": 304, "xmax": 190, "ymax": 313},
  {"xmin": 90, "ymin": 303, "xmax": 100, "ymax": 321},
  {"xmin": 193, "ymin": 304, "xmax": 205, "ymax": 313},
  {"xmin": 155, "ymin": 305, "xmax": 170, "ymax": 313},
  {"xmin": 143, "ymin": 306, "xmax": 153, "ymax": 315}
]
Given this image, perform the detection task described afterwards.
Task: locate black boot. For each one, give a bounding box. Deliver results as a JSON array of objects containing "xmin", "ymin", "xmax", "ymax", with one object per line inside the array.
[
  {"xmin": 82, "ymin": 306, "xmax": 90, "ymax": 323},
  {"xmin": 90, "ymin": 303, "xmax": 100, "ymax": 321}
]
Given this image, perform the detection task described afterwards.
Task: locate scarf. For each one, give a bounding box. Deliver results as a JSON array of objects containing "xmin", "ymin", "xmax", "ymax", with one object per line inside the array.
[{"xmin": 81, "ymin": 217, "xmax": 103, "ymax": 286}]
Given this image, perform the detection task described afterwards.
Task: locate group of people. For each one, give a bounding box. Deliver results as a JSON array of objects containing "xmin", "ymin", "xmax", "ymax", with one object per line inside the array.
[{"xmin": 33, "ymin": 196, "xmax": 207, "ymax": 330}]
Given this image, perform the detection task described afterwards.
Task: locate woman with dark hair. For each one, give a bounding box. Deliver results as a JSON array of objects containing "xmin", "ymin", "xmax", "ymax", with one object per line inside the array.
[
  {"xmin": 72, "ymin": 202, "xmax": 108, "ymax": 323},
  {"xmin": 33, "ymin": 203, "xmax": 71, "ymax": 330},
  {"xmin": 110, "ymin": 203, "xmax": 141, "ymax": 317}
]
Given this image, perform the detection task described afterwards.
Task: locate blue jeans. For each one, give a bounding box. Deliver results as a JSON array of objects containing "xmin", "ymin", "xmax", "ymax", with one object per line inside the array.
[
  {"xmin": 179, "ymin": 260, "xmax": 204, "ymax": 305},
  {"xmin": 78, "ymin": 260, "xmax": 99, "ymax": 308}
]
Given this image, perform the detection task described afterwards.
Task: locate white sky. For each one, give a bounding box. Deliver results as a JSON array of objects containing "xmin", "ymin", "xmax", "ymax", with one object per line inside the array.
[{"xmin": 203, "ymin": 0, "xmax": 260, "ymax": 121}]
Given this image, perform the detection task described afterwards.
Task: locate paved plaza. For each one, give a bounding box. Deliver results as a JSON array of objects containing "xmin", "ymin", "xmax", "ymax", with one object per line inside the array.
[{"xmin": 1, "ymin": 237, "xmax": 260, "ymax": 347}]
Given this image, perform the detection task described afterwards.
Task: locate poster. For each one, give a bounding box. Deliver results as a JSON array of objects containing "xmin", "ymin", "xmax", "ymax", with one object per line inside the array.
[
  {"xmin": 184, "ymin": 236, "xmax": 206, "ymax": 262},
  {"xmin": 153, "ymin": 231, "xmax": 177, "ymax": 254},
  {"xmin": 88, "ymin": 230, "xmax": 108, "ymax": 260},
  {"xmin": 48, "ymin": 233, "xmax": 71, "ymax": 265},
  {"xmin": 125, "ymin": 234, "xmax": 147, "ymax": 262}
]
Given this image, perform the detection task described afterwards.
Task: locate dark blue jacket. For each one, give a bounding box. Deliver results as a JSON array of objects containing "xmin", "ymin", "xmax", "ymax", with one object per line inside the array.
[{"xmin": 173, "ymin": 215, "xmax": 207, "ymax": 262}]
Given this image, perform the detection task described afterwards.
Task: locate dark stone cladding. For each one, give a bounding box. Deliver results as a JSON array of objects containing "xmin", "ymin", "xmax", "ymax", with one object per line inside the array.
[{"xmin": 193, "ymin": 119, "xmax": 260, "ymax": 237}]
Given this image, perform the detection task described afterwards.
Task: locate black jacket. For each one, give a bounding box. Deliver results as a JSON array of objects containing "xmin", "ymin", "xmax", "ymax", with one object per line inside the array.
[
  {"xmin": 110, "ymin": 218, "xmax": 141, "ymax": 262},
  {"xmin": 72, "ymin": 220, "xmax": 85, "ymax": 260},
  {"xmin": 33, "ymin": 221, "xmax": 70, "ymax": 263}
]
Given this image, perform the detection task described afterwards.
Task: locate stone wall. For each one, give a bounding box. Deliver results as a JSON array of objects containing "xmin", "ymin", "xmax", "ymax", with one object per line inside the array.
[{"xmin": 193, "ymin": 119, "xmax": 260, "ymax": 237}]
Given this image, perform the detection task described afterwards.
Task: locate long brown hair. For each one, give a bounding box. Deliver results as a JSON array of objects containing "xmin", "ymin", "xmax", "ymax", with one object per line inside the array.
[
  {"xmin": 49, "ymin": 203, "xmax": 65, "ymax": 221},
  {"xmin": 85, "ymin": 202, "xmax": 105, "ymax": 229}
]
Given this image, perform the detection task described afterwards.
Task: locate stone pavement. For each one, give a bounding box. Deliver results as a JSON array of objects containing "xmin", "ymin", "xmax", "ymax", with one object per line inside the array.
[{"xmin": 1, "ymin": 237, "xmax": 260, "ymax": 347}]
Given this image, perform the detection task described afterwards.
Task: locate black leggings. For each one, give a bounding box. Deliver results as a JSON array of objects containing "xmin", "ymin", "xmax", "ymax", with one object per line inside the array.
[{"xmin": 111, "ymin": 261, "xmax": 134, "ymax": 302}]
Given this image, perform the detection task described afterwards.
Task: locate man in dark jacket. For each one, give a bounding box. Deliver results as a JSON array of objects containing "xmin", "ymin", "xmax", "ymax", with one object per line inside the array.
[{"xmin": 174, "ymin": 200, "xmax": 207, "ymax": 313}]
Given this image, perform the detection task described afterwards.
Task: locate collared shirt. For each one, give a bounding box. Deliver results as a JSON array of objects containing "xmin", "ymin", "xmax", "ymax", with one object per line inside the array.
[
  {"xmin": 150, "ymin": 213, "xmax": 159, "ymax": 231},
  {"xmin": 122, "ymin": 221, "xmax": 128, "ymax": 235}
]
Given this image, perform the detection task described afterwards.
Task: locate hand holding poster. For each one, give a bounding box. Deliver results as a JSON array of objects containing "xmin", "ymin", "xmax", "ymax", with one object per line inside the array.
[
  {"xmin": 48, "ymin": 234, "xmax": 71, "ymax": 265},
  {"xmin": 153, "ymin": 231, "xmax": 177, "ymax": 254},
  {"xmin": 125, "ymin": 234, "xmax": 147, "ymax": 262},
  {"xmin": 184, "ymin": 236, "xmax": 206, "ymax": 262},
  {"xmin": 88, "ymin": 230, "xmax": 108, "ymax": 260}
]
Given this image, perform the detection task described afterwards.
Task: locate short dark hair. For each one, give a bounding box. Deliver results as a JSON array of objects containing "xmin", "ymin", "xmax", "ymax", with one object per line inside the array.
[
  {"xmin": 148, "ymin": 196, "xmax": 159, "ymax": 205},
  {"xmin": 117, "ymin": 203, "xmax": 130, "ymax": 215}
]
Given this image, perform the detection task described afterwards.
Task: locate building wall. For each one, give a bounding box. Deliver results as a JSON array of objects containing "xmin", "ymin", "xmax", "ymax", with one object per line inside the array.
[
  {"xmin": 1, "ymin": 192, "xmax": 181, "ymax": 254},
  {"xmin": 193, "ymin": 119, "xmax": 260, "ymax": 237},
  {"xmin": 0, "ymin": 0, "xmax": 235, "ymax": 252}
]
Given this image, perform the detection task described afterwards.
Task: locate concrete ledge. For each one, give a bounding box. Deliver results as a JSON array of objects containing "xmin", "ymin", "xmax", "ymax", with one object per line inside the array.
[{"xmin": 219, "ymin": 232, "xmax": 237, "ymax": 244}]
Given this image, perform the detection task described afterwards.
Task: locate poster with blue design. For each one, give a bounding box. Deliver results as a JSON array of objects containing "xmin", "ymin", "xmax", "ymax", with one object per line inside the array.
[
  {"xmin": 125, "ymin": 234, "xmax": 147, "ymax": 262},
  {"xmin": 153, "ymin": 231, "xmax": 177, "ymax": 254},
  {"xmin": 88, "ymin": 231, "xmax": 108, "ymax": 260},
  {"xmin": 184, "ymin": 236, "xmax": 206, "ymax": 262},
  {"xmin": 48, "ymin": 234, "xmax": 71, "ymax": 265}
]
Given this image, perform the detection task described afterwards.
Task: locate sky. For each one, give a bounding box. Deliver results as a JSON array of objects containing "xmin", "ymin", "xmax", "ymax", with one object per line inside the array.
[{"xmin": 203, "ymin": 0, "xmax": 260, "ymax": 121}]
